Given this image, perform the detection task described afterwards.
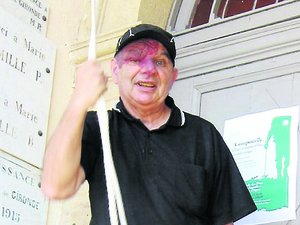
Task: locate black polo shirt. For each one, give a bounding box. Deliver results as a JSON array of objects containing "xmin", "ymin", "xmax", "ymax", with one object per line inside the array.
[{"xmin": 81, "ymin": 96, "xmax": 256, "ymax": 225}]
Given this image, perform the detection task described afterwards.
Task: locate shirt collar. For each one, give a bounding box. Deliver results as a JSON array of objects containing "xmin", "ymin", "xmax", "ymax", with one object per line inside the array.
[{"xmin": 113, "ymin": 96, "xmax": 185, "ymax": 127}]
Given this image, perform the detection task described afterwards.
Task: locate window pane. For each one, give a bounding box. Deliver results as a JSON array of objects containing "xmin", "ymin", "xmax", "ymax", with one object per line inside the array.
[
  {"xmin": 221, "ymin": 0, "xmax": 255, "ymax": 18},
  {"xmin": 191, "ymin": 0, "xmax": 214, "ymax": 27},
  {"xmin": 191, "ymin": 0, "xmax": 287, "ymax": 28},
  {"xmin": 256, "ymin": 0, "xmax": 276, "ymax": 9}
]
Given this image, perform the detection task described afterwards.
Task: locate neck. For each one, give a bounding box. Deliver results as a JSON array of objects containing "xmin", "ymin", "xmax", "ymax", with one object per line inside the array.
[{"xmin": 123, "ymin": 101, "xmax": 171, "ymax": 130}]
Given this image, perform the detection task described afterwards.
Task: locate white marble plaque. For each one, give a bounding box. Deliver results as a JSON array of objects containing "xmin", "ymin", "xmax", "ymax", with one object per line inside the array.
[
  {"xmin": 0, "ymin": 152, "xmax": 48, "ymax": 225},
  {"xmin": 0, "ymin": 0, "xmax": 49, "ymax": 35},
  {"xmin": 0, "ymin": 7, "xmax": 56, "ymax": 168}
]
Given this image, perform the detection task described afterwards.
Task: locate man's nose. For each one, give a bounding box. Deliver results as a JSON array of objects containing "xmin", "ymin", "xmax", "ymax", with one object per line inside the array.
[{"xmin": 140, "ymin": 59, "xmax": 156, "ymax": 74}]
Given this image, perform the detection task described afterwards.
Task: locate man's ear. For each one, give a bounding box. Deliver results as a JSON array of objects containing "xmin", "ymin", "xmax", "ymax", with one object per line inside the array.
[
  {"xmin": 172, "ymin": 68, "xmax": 178, "ymax": 81},
  {"xmin": 111, "ymin": 58, "xmax": 119, "ymax": 84},
  {"xmin": 168, "ymin": 67, "xmax": 178, "ymax": 91}
]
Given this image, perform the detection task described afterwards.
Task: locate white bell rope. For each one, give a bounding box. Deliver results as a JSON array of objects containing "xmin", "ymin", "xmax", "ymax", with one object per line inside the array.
[{"xmin": 88, "ymin": 1, "xmax": 128, "ymax": 225}]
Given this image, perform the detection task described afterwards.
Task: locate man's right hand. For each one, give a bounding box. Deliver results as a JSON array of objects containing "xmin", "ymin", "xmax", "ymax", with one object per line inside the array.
[{"xmin": 72, "ymin": 60, "xmax": 108, "ymax": 110}]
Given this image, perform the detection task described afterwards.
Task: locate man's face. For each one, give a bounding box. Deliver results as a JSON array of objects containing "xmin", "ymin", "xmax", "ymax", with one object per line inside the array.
[{"xmin": 112, "ymin": 39, "xmax": 178, "ymax": 108}]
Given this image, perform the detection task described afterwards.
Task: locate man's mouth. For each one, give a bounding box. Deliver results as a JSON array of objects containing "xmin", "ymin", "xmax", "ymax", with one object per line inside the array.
[{"xmin": 137, "ymin": 81, "xmax": 155, "ymax": 88}]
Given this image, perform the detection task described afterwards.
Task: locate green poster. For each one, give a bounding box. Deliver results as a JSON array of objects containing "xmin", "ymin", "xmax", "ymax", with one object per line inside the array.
[{"xmin": 224, "ymin": 107, "xmax": 298, "ymax": 224}]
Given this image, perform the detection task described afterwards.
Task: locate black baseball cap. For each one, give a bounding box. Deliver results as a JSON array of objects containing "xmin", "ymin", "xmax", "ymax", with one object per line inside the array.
[{"xmin": 114, "ymin": 24, "xmax": 176, "ymax": 65}]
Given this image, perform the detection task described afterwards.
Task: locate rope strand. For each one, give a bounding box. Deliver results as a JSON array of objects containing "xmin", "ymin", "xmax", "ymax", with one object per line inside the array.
[{"xmin": 89, "ymin": 1, "xmax": 128, "ymax": 224}]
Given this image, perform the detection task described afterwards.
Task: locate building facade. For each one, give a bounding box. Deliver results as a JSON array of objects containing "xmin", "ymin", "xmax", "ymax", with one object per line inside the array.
[{"xmin": 2, "ymin": 0, "xmax": 298, "ymax": 224}]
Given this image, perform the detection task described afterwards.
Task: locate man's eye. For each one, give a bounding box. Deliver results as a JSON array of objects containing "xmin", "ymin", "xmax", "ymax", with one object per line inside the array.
[
  {"xmin": 127, "ymin": 57, "xmax": 140, "ymax": 62},
  {"xmin": 127, "ymin": 58, "xmax": 140, "ymax": 64},
  {"xmin": 155, "ymin": 60, "xmax": 165, "ymax": 66}
]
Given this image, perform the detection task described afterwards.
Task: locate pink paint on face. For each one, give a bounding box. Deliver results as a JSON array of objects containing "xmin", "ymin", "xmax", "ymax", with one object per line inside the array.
[{"xmin": 116, "ymin": 39, "xmax": 162, "ymax": 68}]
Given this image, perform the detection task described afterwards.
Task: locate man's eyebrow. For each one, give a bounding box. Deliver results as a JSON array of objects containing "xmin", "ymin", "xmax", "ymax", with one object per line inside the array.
[
  {"xmin": 162, "ymin": 51, "xmax": 169, "ymax": 57},
  {"xmin": 160, "ymin": 51, "xmax": 172, "ymax": 61}
]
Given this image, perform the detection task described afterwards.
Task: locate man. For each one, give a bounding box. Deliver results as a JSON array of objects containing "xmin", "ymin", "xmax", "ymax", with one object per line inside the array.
[{"xmin": 41, "ymin": 24, "xmax": 257, "ymax": 225}]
